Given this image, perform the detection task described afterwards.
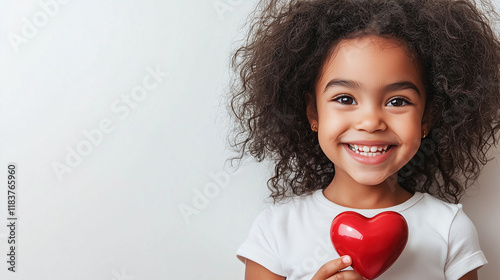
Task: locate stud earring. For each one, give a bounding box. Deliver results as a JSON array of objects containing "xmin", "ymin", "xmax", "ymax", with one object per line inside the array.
[
  {"xmin": 312, "ymin": 124, "xmax": 318, "ymax": 132},
  {"xmin": 422, "ymin": 130, "xmax": 427, "ymax": 138}
]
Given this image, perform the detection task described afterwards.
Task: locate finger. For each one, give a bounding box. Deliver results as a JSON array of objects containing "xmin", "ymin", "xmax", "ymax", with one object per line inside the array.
[
  {"xmin": 311, "ymin": 255, "xmax": 353, "ymax": 280},
  {"xmin": 325, "ymin": 270, "xmax": 366, "ymax": 280}
]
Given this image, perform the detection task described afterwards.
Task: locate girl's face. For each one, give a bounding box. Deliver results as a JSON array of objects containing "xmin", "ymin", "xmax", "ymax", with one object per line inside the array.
[{"xmin": 309, "ymin": 36, "xmax": 428, "ymax": 187}]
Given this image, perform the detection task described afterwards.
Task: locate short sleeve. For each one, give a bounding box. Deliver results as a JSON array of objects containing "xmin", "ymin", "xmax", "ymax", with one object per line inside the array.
[
  {"xmin": 236, "ymin": 207, "xmax": 285, "ymax": 276},
  {"xmin": 445, "ymin": 204, "xmax": 488, "ymax": 279}
]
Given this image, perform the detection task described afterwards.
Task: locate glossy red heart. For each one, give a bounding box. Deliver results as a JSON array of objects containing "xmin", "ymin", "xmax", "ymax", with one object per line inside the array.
[{"xmin": 330, "ymin": 211, "xmax": 408, "ymax": 280}]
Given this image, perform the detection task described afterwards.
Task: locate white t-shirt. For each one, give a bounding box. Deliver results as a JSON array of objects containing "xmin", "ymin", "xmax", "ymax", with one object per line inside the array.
[{"xmin": 237, "ymin": 190, "xmax": 487, "ymax": 280}]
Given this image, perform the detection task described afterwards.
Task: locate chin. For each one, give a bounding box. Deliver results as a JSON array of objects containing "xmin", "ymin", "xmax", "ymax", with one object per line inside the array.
[{"xmin": 352, "ymin": 173, "xmax": 390, "ymax": 186}]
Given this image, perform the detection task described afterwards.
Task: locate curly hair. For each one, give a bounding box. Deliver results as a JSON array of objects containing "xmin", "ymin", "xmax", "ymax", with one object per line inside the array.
[{"xmin": 228, "ymin": 0, "xmax": 500, "ymax": 203}]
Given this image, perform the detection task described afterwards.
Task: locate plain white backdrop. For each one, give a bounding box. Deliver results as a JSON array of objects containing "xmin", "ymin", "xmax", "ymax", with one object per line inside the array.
[{"xmin": 0, "ymin": 1, "xmax": 498, "ymax": 279}]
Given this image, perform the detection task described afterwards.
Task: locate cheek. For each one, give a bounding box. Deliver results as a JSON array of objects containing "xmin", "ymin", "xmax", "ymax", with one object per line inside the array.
[
  {"xmin": 316, "ymin": 115, "xmax": 347, "ymax": 161},
  {"xmin": 317, "ymin": 110, "xmax": 346, "ymax": 139},
  {"xmin": 392, "ymin": 118, "xmax": 422, "ymax": 150},
  {"xmin": 317, "ymin": 103, "xmax": 342, "ymax": 126}
]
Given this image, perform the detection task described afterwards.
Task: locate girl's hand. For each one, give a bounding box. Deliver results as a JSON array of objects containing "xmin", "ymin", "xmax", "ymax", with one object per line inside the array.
[{"xmin": 311, "ymin": 256, "xmax": 365, "ymax": 280}]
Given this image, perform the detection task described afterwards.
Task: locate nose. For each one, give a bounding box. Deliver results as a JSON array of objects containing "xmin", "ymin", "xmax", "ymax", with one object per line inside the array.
[{"xmin": 353, "ymin": 106, "xmax": 387, "ymax": 133}]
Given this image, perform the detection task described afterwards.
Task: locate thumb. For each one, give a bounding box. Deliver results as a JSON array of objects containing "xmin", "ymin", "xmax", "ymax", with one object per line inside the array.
[{"xmin": 311, "ymin": 255, "xmax": 353, "ymax": 280}]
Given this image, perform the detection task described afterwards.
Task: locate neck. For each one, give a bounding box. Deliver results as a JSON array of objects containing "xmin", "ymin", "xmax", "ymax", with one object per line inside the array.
[{"xmin": 323, "ymin": 173, "xmax": 412, "ymax": 209}]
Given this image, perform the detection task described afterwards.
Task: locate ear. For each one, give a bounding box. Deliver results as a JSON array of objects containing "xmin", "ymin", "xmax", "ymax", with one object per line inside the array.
[
  {"xmin": 421, "ymin": 110, "xmax": 431, "ymax": 138},
  {"xmin": 305, "ymin": 92, "xmax": 318, "ymax": 129}
]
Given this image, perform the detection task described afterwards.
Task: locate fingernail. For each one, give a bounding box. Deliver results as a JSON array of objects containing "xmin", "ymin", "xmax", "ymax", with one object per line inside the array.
[{"xmin": 342, "ymin": 256, "xmax": 351, "ymax": 264}]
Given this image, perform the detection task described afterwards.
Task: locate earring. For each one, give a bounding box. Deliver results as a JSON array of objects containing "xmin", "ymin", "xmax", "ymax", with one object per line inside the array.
[
  {"xmin": 422, "ymin": 130, "xmax": 427, "ymax": 138},
  {"xmin": 311, "ymin": 124, "xmax": 318, "ymax": 132}
]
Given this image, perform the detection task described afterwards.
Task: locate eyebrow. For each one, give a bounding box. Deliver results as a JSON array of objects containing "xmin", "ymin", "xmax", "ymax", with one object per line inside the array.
[{"xmin": 324, "ymin": 79, "xmax": 421, "ymax": 96}]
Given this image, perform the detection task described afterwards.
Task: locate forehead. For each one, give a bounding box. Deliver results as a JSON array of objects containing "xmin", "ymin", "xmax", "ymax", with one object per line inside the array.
[
  {"xmin": 316, "ymin": 36, "xmax": 423, "ymax": 91},
  {"xmin": 331, "ymin": 36, "xmax": 414, "ymax": 59}
]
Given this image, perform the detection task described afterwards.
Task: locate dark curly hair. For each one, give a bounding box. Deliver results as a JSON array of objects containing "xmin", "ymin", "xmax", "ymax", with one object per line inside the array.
[{"xmin": 228, "ymin": 0, "xmax": 500, "ymax": 203}]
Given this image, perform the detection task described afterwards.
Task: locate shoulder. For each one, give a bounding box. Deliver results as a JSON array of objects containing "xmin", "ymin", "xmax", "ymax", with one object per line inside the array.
[
  {"xmin": 246, "ymin": 190, "xmax": 334, "ymax": 240},
  {"xmin": 409, "ymin": 193, "xmax": 464, "ymax": 220},
  {"xmin": 404, "ymin": 193, "xmax": 473, "ymax": 239},
  {"xmin": 236, "ymin": 191, "xmax": 326, "ymax": 276},
  {"xmin": 415, "ymin": 192, "xmax": 461, "ymax": 211},
  {"xmin": 401, "ymin": 193, "xmax": 487, "ymax": 278},
  {"xmin": 259, "ymin": 191, "xmax": 322, "ymax": 223},
  {"xmin": 404, "ymin": 192, "xmax": 482, "ymax": 236},
  {"xmin": 266, "ymin": 191, "xmax": 318, "ymax": 212}
]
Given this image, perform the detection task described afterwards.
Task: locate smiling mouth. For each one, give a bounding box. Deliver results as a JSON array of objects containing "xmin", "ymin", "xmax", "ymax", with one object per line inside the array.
[{"xmin": 347, "ymin": 144, "xmax": 392, "ymax": 157}]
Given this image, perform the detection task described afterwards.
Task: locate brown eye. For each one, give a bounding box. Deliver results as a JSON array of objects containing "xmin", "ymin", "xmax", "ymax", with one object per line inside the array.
[
  {"xmin": 387, "ymin": 98, "xmax": 410, "ymax": 107},
  {"xmin": 333, "ymin": 95, "xmax": 357, "ymax": 105}
]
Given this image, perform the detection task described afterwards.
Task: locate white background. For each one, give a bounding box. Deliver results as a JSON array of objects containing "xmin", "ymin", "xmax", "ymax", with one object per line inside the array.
[{"xmin": 0, "ymin": 1, "xmax": 498, "ymax": 279}]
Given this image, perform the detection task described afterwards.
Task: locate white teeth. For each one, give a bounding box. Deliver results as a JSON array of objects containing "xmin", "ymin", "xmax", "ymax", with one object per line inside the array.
[
  {"xmin": 348, "ymin": 144, "xmax": 390, "ymax": 156},
  {"xmin": 360, "ymin": 152, "xmax": 381, "ymax": 156}
]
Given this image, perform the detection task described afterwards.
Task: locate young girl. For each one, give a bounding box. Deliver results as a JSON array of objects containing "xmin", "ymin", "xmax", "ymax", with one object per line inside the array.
[{"xmin": 228, "ymin": 0, "xmax": 500, "ymax": 279}]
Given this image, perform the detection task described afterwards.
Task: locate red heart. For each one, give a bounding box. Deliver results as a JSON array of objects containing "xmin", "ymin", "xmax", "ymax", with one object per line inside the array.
[{"xmin": 330, "ymin": 211, "xmax": 408, "ymax": 280}]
